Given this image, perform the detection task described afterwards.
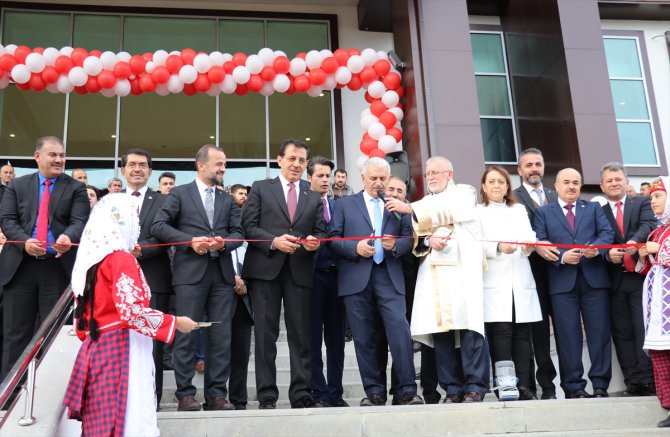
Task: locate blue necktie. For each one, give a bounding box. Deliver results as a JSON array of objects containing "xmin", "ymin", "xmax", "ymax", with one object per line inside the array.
[{"xmin": 372, "ymin": 198, "xmax": 384, "ymax": 264}]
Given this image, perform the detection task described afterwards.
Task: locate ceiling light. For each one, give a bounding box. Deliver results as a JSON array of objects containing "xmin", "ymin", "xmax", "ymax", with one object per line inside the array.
[
  {"xmin": 9, "ymin": 133, "xmax": 15, "ymax": 138},
  {"xmin": 111, "ymin": 134, "xmax": 116, "ymax": 138},
  {"xmin": 209, "ymin": 136, "xmax": 215, "ymax": 139},
  {"xmin": 305, "ymin": 137, "xmax": 311, "ymax": 141},
  {"xmin": 319, "ymin": 93, "xmax": 324, "ymax": 97}
]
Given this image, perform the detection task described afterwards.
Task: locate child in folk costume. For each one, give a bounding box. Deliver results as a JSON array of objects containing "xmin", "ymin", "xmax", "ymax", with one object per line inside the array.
[{"xmin": 64, "ymin": 194, "xmax": 197, "ymax": 436}]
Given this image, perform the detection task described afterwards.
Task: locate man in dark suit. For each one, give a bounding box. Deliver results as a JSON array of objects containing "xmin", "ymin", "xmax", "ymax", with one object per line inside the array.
[
  {"xmin": 513, "ymin": 147, "xmax": 560, "ymax": 400},
  {"xmin": 119, "ymin": 148, "xmax": 173, "ymax": 406},
  {"xmin": 242, "ymin": 138, "xmax": 326, "ymax": 409},
  {"xmin": 599, "ymin": 162, "xmax": 657, "ymax": 396},
  {"xmin": 152, "ymin": 144, "xmax": 244, "ymax": 412},
  {"xmin": 533, "ymin": 168, "xmax": 614, "ymax": 399},
  {"xmin": 0, "ymin": 136, "xmax": 89, "ymax": 377},
  {"xmin": 329, "ymin": 157, "xmax": 423, "ymax": 406},
  {"xmin": 306, "ymin": 156, "xmax": 347, "ymax": 408}
]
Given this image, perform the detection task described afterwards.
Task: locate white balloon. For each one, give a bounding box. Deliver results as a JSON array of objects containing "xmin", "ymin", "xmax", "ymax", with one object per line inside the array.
[
  {"xmin": 100, "ymin": 51, "xmax": 118, "ymax": 70},
  {"xmin": 346, "ymin": 55, "xmax": 364, "ymax": 74},
  {"xmin": 335, "ymin": 66, "xmax": 352, "ymax": 85},
  {"xmin": 388, "ymin": 106, "xmax": 404, "ymax": 122},
  {"xmin": 258, "ymin": 48, "xmax": 275, "ymax": 66},
  {"xmin": 360, "ymin": 114, "xmax": 378, "ymax": 130},
  {"xmin": 289, "ymin": 58, "xmax": 306, "ymax": 76},
  {"xmin": 169, "ymin": 50, "xmax": 181, "ymax": 56},
  {"xmin": 378, "ymin": 135, "xmax": 397, "ymax": 153},
  {"xmin": 245, "ymin": 55, "xmax": 263, "ymax": 74},
  {"xmin": 4, "ymin": 44, "xmax": 17, "ymax": 55},
  {"xmin": 68, "ymin": 67, "xmax": 87, "ymax": 87},
  {"xmin": 43, "ymin": 47, "xmax": 60, "ymax": 66},
  {"xmin": 100, "ymin": 87, "xmax": 116, "ymax": 98},
  {"xmin": 114, "ymin": 78, "xmax": 131, "ymax": 97},
  {"xmin": 361, "ymin": 48, "xmax": 378, "ymax": 66},
  {"xmin": 273, "ymin": 50, "xmax": 287, "ymax": 58},
  {"xmin": 59, "ymin": 46, "xmax": 73, "ymax": 56},
  {"xmin": 361, "ymin": 108, "xmax": 372, "ymax": 118},
  {"xmin": 319, "ymin": 49, "xmax": 333, "ymax": 59},
  {"xmin": 273, "ymin": 74, "xmax": 290, "ymax": 93},
  {"xmin": 0, "ymin": 74, "xmax": 9, "ymax": 89},
  {"xmin": 83, "ymin": 56, "xmax": 103, "ymax": 76},
  {"xmin": 323, "ymin": 76, "xmax": 337, "ymax": 91},
  {"xmin": 193, "ymin": 53, "xmax": 212, "ymax": 73},
  {"xmin": 46, "ymin": 82, "xmax": 59, "ymax": 94},
  {"xmin": 220, "ymin": 75, "xmax": 236, "ymax": 94},
  {"xmin": 10, "ymin": 64, "xmax": 30, "ymax": 84},
  {"xmin": 167, "ymin": 75, "xmax": 184, "ymax": 93},
  {"xmin": 25, "ymin": 53, "xmax": 46, "ymax": 73},
  {"xmin": 306, "ymin": 86, "xmax": 323, "ymax": 97},
  {"xmin": 178, "ymin": 65, "xmax": 198, "ymax": 84},
  {"xmin": 382, "ymin": 90, "xmax": 400, "ymax": 108},
  {"xmin": 356, "ymin": 155, "xmax": 369, "ymax": 171},
  {"xmin": 153, "ymin": 50, "xmax": 168, "ymax": 66},
  {"xmin": 145, "ymin": 61, "xmax": 156, "ymax": 74},
  {"xmin": 367, "ymin": 81, "xmax": 385, "ymax": 99},
  {"xmin": 221, "ymin": 53, "xmax": 233, "ymax": 63},
  {"xmin": 260, "ymin": 82, "xmax": 275, "ymax": 96},
  {"xmin": 206, "ymin": 85, "xmax": 221, "ymax": 97},
  {"xmin": 56, "ymin": 75, "xmax": 74, "ymax": 93},
  {"xmin": 117, "ymin": 51, "xmax": 131, "ymax": 62},
  {"xmin": 305, "ymin": 50, "xmax": 323, "ymax": 70},
  {"xmin": 155, "ymin": 83, "xmax": 170, "ymax": 96},
  {"xmin": 232, "ymin": 66, "xmax": 250, "ymax": 84},
  {"xmin": 377, "ymin": 50, "xmax": 387, "ymax": 60},
  {"xmin": 367, "ymin": 122, "xmax": 386, "ymax": 141},
  {"xmin": 209, "ymin": 51, "xmax": 224, "ymax": 67}
]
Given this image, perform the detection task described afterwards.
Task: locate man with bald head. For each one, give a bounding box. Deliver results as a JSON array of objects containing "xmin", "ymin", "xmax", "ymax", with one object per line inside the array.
[{"xmin": 532, "ymin": 168, "xmax": 614, "ymax": 399}]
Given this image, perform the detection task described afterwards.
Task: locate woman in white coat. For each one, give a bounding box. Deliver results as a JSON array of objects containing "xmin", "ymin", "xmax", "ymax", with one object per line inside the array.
[{"xmin": 478, "ymin": 166, "xmax": 542, "ymax": 401}]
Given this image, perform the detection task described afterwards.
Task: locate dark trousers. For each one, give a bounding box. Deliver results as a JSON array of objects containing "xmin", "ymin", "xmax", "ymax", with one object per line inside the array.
[
  {"xmin": 434, "ymin": 330, "xmax": 490, "ymax": 397},
  {"xmin": 610, "ymin": 272, "xmax": 653, "ymax": 387},
  {"xmin": 310, "ymin": 268, "xmax": 345, "ymax": 403},
  {"xmin": 420, "ymin": 345, "xmax": 440, "ymax": 403},
  {"xmin": 551, "ymin": 271, "xmax": 611, "ymax": 393},
  {"xmin": 529, "ymin": 285, "xmax": 559, "ymax": 395},
  {"xmin": 343, "ymin": 264, "xmax": 417, "ymax": 398},
  {"xmin": 2, "ymin": 257, "xmax": 67, "ymax": 378},
  {"xmin": 229, "ymin": 295, "xmax": 252, "ymax": 408},
  {"xmin": 486, "ymin": 321, "xmax": 532, "ymax": 387},
  {"xmin": 150, "ymin": 293, "xmax": 171, "ymax": 406},
  {"xmin": 251, "ymin": 261, "xmax": 312, "ymax": 404},
  {"xmin": 173, "ymin": 260, "xmax": 235, "ymax": 401}
]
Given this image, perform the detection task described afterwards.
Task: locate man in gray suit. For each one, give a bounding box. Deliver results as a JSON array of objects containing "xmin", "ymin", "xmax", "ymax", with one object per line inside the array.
[{"xmin": 152, "ymin": 144, "xmax": 244, "ymax": 412}]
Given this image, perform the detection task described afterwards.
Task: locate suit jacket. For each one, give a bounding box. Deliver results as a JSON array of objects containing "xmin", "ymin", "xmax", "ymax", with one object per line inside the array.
[
  {"xmin": 0, "ymin": 172, "xmax": 90, "ymax": 286},
  {"xmin": 533, "ymin": 199, "xmax": 614, "ymax": 294},
  {"xmin": 601, "ymin": 195, "xmax": 658, "ymax": 286},
  {"xmin": 241, "ymin": 177, "xmax": 326, "ymax": 287},
  {"xmin": 328, "ymin": 191, "xmax": 413, "ymax": 296},
  {"xmin": 151, "ymin": 181, "xmax": 244, "ymax": 286},
  {"xmin": 314, "ymin": 197, "xmax": 337, "ymax": 271}
]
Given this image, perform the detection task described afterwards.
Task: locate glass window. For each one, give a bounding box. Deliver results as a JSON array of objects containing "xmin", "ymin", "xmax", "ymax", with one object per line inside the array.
[
  {"xmin": 123, "ymin": 16, "xmax": 216, "ymax": 53},
  {"xmin": 480, "ymin": 118, "xmax": 515, "ymax": 163},
  {"xmin": 73, "ymin": 14, "xmax": 121, "ymax": 52},
  {"xmin": 2, "ymin": 11, "xmax": 70, "ymax": 47},
  {"xmin": 220, "ymin": 93, "xmax": 266, "ymax": 159},
  {"xmin": 475, "ymin": 76, "xmax": 510, "ymax": 116},
  {"xmin": 617, "ymin": 122, "xmax": 656, "ymax": 165},
  {"xmin": 471, "ymin": 33, "xmax": 505, "ymax": 74},
  {"xmin": 67, "ymin": 94, "xmax": 117, "ymax": 157},
  {"xmin": 267, "ymin": 21, "xmax": 329, "ymax": 57},
  {"xmin": 610, "ymin": 80, "xmax": 649, "ymax": 120},
  {"xmin": 219, "ymin": 20, "xmax": 264, "ymax": 54},
  {"xmin": 604, "ymin": 38, "xmax": 641, "ymax": 78}
]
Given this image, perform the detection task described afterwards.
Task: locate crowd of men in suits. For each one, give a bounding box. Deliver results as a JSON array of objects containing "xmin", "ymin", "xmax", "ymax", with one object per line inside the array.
[{"xmin": 0, "ymin": 136, "xmax": 661, "ymax": 412}]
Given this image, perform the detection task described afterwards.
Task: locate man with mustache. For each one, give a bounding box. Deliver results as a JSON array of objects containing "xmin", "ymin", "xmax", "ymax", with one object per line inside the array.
[{"xmin": 0, "ymin": 136, "xmax": 89, "ymax": 377}]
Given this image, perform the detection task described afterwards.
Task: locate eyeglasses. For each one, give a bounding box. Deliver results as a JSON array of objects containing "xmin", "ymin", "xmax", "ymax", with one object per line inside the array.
[{"xmin": 424, "ymin": 170, "xmax": 451, "ymax": 178}]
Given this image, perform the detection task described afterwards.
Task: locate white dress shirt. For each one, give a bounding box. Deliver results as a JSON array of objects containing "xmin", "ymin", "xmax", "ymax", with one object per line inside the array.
[
  {"xmin": 126, "ymin": 184, "xmax": 148, "ymax": 213},
  {"xmin": 278, "ymin": 174, "xmax": 301, "ymax": 204},
  {"xmin": 557, "ymin": 197, "xmax": 577, "ymax": 218},
  {"xmin": 607, "ymin": 195, "xmax": 627, "ymax": 219},
  {"xmin": 194, "ymin": 177, "xmax": 216, "ymax": 209},
  {"xmin": 522, "ymin": 182, "xmax": 545, "ymax": 206},
  {"xmin": 362, "ymin": 190, "xmax": 384, "ymax": 231}
]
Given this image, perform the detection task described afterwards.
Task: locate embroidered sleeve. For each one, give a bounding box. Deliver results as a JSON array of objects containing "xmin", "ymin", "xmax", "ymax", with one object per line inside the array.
[{"xmin": 653, "ymin": 227, "xmax": 670, "ymax": 268}]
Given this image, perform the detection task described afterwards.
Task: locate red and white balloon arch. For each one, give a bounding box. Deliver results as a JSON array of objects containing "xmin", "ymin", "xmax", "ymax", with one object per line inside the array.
[{"xmin": 0, "ymin": 44, "xmax": 404, "ymax": 164}]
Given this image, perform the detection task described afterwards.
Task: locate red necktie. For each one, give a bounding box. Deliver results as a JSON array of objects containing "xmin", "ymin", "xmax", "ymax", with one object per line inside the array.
[
  {"xmin": 36, "ymin": 180, "xmax": 52, "ymax": 249},
  {"xmin": 615, "ymin": 201, "xmax": 637, "ymax": 272},
  {"xmin": 287, "ymin": 183, "xmax": 297, "ymax": 222},
  {"xmin": 564, "ymin": 204, "xmax": 575, "ymax": 232}
]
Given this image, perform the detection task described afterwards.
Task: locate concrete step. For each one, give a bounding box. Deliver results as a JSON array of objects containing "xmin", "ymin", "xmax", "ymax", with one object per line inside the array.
[{"xmin": 157, "ymin": 397, "xmax": 667, "ymax": 437}]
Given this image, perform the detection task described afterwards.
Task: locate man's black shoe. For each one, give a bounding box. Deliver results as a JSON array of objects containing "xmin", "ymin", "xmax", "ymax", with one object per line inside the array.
[
  {"xmin": 658, "ymin": 412, "xmax": 670, "ymax": 428},
  {"xmin": 258, "ymin": 398, "xmax": 277, "ymax": 409},
  {"xmin": 540, "ymin": 391, "xmax": 557, "ymax": 400},
  {"xmin": 566, "ymin": 389, "xmax": 591, "ymax": 399},
  {"xmin": 622, "ymin": 384, "xmax": 643, "ymax": 397},
  {"xmin": 518, "ymin": 387, "xmax": 538, "ymax": 400},
  {"xmin": 291, "ymin": 395, "xmax": 323, "ymax": 408},
  {"xmin": 592, "ymin": 388, "xmax": 608, "ymax": 398}
]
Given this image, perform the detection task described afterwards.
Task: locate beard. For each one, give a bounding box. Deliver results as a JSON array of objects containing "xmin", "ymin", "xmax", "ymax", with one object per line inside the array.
[{"xmin": 528, "ymin": 174, "xmax": 542, "ymax": 185}]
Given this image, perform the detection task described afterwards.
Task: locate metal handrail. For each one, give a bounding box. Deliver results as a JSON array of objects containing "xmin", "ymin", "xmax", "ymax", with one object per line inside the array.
[{"xmin": 0, "ymin": 286, "xmax": 74, "ymax": 427}]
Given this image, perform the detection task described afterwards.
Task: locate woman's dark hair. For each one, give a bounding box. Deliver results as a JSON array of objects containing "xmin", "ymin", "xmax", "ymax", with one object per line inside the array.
[
  {"xmin": 74, "ymin": 262, "xmax": 102, "ymax": 341},
  {"xmin": 480, "ymin": 165, "xmax": 516, "ymax": 206}
]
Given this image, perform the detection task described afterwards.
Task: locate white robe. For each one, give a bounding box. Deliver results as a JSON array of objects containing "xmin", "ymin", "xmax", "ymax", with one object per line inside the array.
[{"xmin": 125, "ymin": 330, "xmax": 160, "ymax": 437}]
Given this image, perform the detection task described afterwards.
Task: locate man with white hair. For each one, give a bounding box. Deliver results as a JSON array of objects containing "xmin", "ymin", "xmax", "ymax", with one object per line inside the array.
[{"xmin": 386, "ymin": 156, "xmax": 488, "ymax": 403}]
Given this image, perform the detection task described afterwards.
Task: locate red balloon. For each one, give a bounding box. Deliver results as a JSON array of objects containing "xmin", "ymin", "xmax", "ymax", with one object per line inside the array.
[
  {"xmin": 28, "ymin": 73, "xmax": 46, "ymax": 91},
  {"xmin": 129, "ymin": 55, "xmax": 147, "ymax": 75},
  {"xmin": 246, "ymin": 74, "xmax": 263, "ymax": 92},
  {"xmin": 184, "ymin": 83, "xmax": 197, "ymax": 96},
  {"xmin": 234, "ymin": 84, "xmax": 248, "ymax": 96},
  {"xmin": 14, "ymin": 46, "xmax": 31, "ymax": 63},
  {"xmin": 347, "ymin": 74, "xmax": 362, "ymax": 91},
  {"xmin": 113, "ymin": 62, "xmax": 132, "ymax": 79},
  {"xmin": 294, "ymin": 75, "xmax": 310, "ymax": 92},
  {"xmin": 360, "ymin": 138, "xmax": 377, "ymax": 155},
  {"xmin": 194, "ymin": 74, "xmax": 211, "ymax": 92},
  {"xmin": 33, "ymin": 47, "xmax": 44, "ymax": 54},
  {"xmin": 383, "ymin": 72, "xmax": 401, "ymax": 90},
  {"xmin": 151, "ymin": 66, "xmax": 170, "ymax": 84},
  {"xmin": 71, "ymin": 48, "xmax": 88, "ymax": 67},
  {"xmin": 90, "ymin": 50, "xmax": 102, "ymax": 58},
  {"xmin": 387, "ymin": 127, "xmax": 402, "ymax": 142},
  {"xmin": 207, "ymin": 66, "xmax": 225, "ymax": 83},
  {"xmin": 232, "ymin": 52, "xmax": 247, "ymax": 67},
  {"xmin": 321, "ymin": 57, "xmax": 338, "ymax": 74},
  {"xmin": 308, "ymin": 68, "xmax": 326, "ymax": 86},
  {"xmin": 0, "ymin": 54, "xmax": 17, "ymax": 72},
  {"xmin": 260, "ymin": 66, "xmax": 276, "ymax": 82},
  {"xmin": 139, "ymin": 74, "xmax": 156, "ymax": 93},
  {"xmin": 373, "ymin": 59, "xmax": 391, "ymax": 77},
  {"xmin": 364, "ymin": 92, "xmax": 378, "ymax": 104},
  {"xmin": 273, "ymin": 56, "xmax": 290, "ymax": 74},
  {"xmin": 333, "ymin": 49, "xmax": 349, "ymax": 66},
  {"xmin": 396, "ymin": 87, "xmax": 405, "ymax": 99},
  {"xmin": 55, "ymin": 56, "xmax": 74, "ymax": 74},
  {"xmin": 74, "ymin": 85, "xmax": 88, "ymax": 95},
  {"xmin": 223, "ymin": 61, "xmax": 235, "ymax": 74},
  {"xmin": 286, "ymin": 80, "xmax": 296, "ymax": 95},
  {"xmin": 348, "ymin": 48, "xmax": 361, "ymax": 56},
  {"xmin": 379, "ymin": 111, "xmax": 397, "ymax": 129},
  {"xmin": 164, "ymin": 55, "xmax": 183, "ymax": 74},
  {"xmin": 359, "ymin": 66, "xmax": 377, "ymax": 84},
  {"xmin": 41, "ymin": 66, "xmax": 59, "ymax": 84},
  {"xmin": 181, "ymin": 48, "xmax": 196, "ymax": 65},
  {"xmin": 142, "ymin": 52, "xmax": 153, "ymax": 61},
  {"xmin": 370, "ymin": 101, "xmax": 386, "ymax": 117},
  {"xmin": 15, "ymin": 82, "xmax": 31, "ymax": 91},
  {"xmin": 368, "ymin": 148, "xmax": 385, "ymax": 158},
  {"xmin": 129, "ymin": 78, "xmax": 142, "ymax": 95},
  {"xmin": 97, "ymin": 70, "xmax": 117, "ymax": 89},
  {"xmin": 295, "ymin": 52, "xmax": 307, "ymax": 60},
  {"xmin": 86, "ymin": 76, "xmax": 102, "ymax": 93}
]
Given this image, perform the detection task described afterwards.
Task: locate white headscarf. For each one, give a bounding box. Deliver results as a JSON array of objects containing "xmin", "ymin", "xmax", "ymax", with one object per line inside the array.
[
  {"xmin": 650, "ymin": 176, "xmax": 670, "ymax": 225},
  {"xmin": 70, "ymin": 194, "xmax": 140, "ymax": 297}
]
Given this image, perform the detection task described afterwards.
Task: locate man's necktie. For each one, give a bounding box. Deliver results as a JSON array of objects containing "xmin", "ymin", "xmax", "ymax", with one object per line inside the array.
[
  {"xmin": 372, "ymin": 198, "xmax": 384, "ymax": 264},
  {"xmin": 564, "ymin": 204, "xmax": 575, "ymax": 232},
  {"xmin": 533, "ymin": 188, "xmax": 545, "ymax": 205},
  {"xmin": 287, "ymin": 182, "xmax": 297, "ymax": 222},
  {"xmin": 322, "ymin": 198, "xmax": 330, "ymax": 223},
  {"xmin": 616, "ymin": 201, "xmax": 637, "ymax": 272},
  {"xmin": 132, "ymin": 190, "xmax": 141, "ymax": 214},
  {"xmin": 36, "ymin": 180, "xmax": 51, "ymax": 249},
  {"xmin": 205, "ymin": 186, "xmax": 214, "ymax": 228}
]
